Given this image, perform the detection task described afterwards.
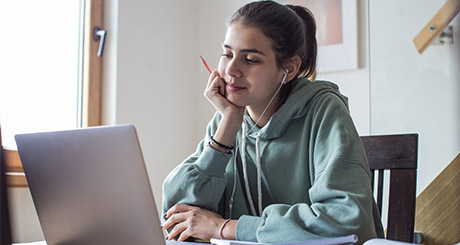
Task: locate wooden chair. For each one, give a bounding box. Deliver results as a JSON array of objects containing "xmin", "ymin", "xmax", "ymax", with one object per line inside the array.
[{"xmin": 360, "ymin": 134, "xmax": 418, "ymax": 243}]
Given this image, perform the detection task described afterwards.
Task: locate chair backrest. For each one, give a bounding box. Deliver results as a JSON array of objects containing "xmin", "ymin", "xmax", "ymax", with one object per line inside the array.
[{"xmin": 360, "ymin": 134, "xmax": 418, "ymax": 243}]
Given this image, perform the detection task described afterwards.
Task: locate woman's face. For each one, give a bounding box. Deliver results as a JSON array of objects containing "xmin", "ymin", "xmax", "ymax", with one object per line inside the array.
[{"xmin": 218, "ymin": 23, "xmax": 286, "ymax": 111}]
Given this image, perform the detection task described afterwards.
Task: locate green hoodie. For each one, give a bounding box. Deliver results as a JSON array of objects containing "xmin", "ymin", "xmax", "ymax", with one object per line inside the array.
[{"xmin": 162, "ymin": 78, "xmax": 384, "ymax": 243}]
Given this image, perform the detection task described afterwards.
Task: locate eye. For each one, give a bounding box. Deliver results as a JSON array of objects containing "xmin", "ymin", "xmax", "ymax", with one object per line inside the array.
[
  {"xmin": 245, "ymin": 58, "xmax": 259, "ymax": 64},
  {"xmin": 221, "ymin": 53, "xmax": 232, "ymax": 59}
]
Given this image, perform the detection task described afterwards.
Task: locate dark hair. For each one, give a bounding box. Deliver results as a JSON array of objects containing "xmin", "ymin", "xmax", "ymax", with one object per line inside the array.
[{"xmin": 228, "ymin": 1, "xmax": 317, "ymax": 80}]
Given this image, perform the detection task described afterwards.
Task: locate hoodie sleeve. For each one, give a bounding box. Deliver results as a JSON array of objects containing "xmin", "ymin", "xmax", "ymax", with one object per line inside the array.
[
  {"xmin": 162, "ymin": 112, "xmax": 232, "ymax": 218},
  {"xmin": 236, "ymin": 93, "xmax": 382, "ymax": 243}
]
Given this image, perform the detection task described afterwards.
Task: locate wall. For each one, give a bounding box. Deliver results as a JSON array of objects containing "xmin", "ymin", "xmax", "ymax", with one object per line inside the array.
[
  {"xmin": 8, "ymin": 188, "xmax": 43, "ymax": 242},
  {"xmin": 103, "ymin": 0, "xmax": 201, "ymax": 218},
  {"xmin": 369, "ymin": 0, "xmax": 460, "ymax": 195}
]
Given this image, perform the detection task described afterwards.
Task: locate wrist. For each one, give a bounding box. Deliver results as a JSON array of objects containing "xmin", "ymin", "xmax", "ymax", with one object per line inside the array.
[
  {"xmin": 214, "ymin": 115, "xmax": 243, "ymax": 147},
  {"xmin": 208, "ymin": 136, "xmax": 233, "ymax": 154},
  {"xmin": 219, "ymin": 219, "xmax": 236, "ymax": 240}
]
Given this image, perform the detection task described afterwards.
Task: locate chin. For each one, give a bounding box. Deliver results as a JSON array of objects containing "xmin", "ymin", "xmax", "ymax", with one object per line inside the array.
[{"xmin": 227, "ymin": 95, "xmax": 247, "ymax": 108}]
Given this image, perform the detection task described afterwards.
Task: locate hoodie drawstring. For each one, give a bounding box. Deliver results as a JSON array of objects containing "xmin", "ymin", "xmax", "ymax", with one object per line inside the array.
[
  {"xmin": 241, "ymin": 122, "xmax": 263, "ymax": 216},
  {"xmin": 255, "ymin": 135, "xmax": 262, "ymax": 216}
]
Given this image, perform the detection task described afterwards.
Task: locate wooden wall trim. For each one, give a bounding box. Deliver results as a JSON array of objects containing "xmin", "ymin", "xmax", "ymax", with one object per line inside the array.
[
  {"xmin": 82, "ymin": 0, "xmax": 104, "ymax": 127},
  {"xmin": 415, "ymin": 152, "xmax": 460, "ymax": 244},
  {"xmin": 3, "ymin": 149, "xmax": 27, "ymax": 187},
  {"xmin": 413, "ymin": 0, "xmax": 460, "ymax": 53},
  {"xmin": 4, "ymin": 150, "xmax": 22, "ymax": 172}
]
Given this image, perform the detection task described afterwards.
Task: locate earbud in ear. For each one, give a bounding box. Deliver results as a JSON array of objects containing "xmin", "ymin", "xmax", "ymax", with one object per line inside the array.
[{"xmin": 281, "ymin": 69, "xmax": 289, "ymax": 85}]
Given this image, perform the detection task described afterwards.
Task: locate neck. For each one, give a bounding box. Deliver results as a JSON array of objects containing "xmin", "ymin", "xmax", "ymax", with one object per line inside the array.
[{"xmin": 246, "ymin": 95, "xmax": 281, "ymax": 128}]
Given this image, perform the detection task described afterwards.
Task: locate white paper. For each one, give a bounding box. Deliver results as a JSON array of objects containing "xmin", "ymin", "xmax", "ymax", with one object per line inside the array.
[
  {"xmin": 363, "ymin": 239, "xmax": 413, "ymax": 245},
  {"xmin": 12, "ymin": 242, "xmax": 47, "ymax": 245},
  {"xmin": 210, "ymin": 234, "xmax": 358, "ymax": 245}
]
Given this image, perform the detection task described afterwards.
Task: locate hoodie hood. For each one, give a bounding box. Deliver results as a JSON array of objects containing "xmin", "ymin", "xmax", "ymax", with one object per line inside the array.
[{"xmin": 243, "ymin": 78, "xmax": 349, "ymax": 140}]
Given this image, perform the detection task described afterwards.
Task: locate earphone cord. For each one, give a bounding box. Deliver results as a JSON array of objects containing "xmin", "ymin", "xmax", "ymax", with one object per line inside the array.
[{"xmin": 228, "ymin": 74, "xmax": 287, "ymax": 217}]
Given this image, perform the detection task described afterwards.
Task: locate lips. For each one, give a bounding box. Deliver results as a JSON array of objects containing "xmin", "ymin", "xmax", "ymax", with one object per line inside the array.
[{"xmin": 226, "ymin": 83, "xmax": 246, "ymax": 93}]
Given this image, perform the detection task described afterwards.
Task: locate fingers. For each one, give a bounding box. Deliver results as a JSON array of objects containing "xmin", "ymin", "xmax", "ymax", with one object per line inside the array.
[
  {"xmin": 162, "ymin": 211, "xmax": 185, "ymax": 232},
  {"xmin": 165, "ymin": 203, "xmax": 194, "ymax": 219},
  {"xmin": 177, "ymin": 229, "xmax": 192, "ymax": 242},
  {"xmin": 206, "ymin": 70, "xmax": 220, "ymax": 89},
  {"xmin": 163, "ymin": 204, "xmax": 199, "ymax": 239},
  {"xmin": 162, "ymin": 204, "xmax": 223, "ymax": 242},
  {"xmin": 167, "ymin": 220, "xmax": 188, "ymax": 241},
  {"xmin": 163, "ymin": 210, "xmax": 189, "ymax": 241},
  {"xmin": 205, "ymin": 70, "xmax": 227, "ymax": 96}
]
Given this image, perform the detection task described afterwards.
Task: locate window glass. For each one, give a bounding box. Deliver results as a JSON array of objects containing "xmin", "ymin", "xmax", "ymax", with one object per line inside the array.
[{"xmin": 0, "ymin": 0, "xmax": 83, "ymax": 148}]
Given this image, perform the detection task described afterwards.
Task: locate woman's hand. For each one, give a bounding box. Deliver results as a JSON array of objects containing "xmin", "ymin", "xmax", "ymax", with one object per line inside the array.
[
  {"xmin": 163, "ymin": 204, "xmax": 233, "ymax": 242},
  {"xmin": 204, "ymin": 70, "xmax": 245, "ymax": 146},
  {"xmin": 204, "ymin": 70, "xmax": 243, "ymax": 117}
]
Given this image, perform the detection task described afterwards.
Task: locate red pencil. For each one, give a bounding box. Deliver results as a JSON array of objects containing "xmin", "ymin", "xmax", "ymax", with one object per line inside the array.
[{"xmin": 200, "ymin": 55, "xmax": 213, "ymax": 74}]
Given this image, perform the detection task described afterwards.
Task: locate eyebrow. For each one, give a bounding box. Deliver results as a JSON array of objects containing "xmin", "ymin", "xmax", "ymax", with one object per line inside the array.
[{"xmin": 222, "ymin": 44, "xmax": 266, "ymax": 56}]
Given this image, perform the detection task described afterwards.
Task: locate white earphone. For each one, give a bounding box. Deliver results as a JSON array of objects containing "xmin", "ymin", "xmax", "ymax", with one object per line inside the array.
[
  {"xmin": 281, "ymin": 69, "xmax": 289, "ymax": 85},
  {"xmin": 228, "ymin": 67, "xmax": 290, "ymax": 217}
]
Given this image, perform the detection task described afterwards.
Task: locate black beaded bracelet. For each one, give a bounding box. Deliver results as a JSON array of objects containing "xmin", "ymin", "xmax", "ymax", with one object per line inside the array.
[
  {"xmin": 209, "ymin": 136, "xmax": 234, "ymax": 150},
  {"xmin": 208, "ymin": 140, "xmax": 232, "ymax": 154}
]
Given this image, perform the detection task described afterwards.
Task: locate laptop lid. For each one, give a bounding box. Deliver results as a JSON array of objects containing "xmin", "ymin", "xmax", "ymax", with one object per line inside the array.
[{"xmin": 15, "ymin": 125, "xmax": 165, "ymax": 245}]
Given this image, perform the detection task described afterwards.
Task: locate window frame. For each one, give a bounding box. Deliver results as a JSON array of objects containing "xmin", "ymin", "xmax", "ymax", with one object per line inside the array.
[{"xmin": 4, "ymin": 0, "xmax": 105, "ymax": 187}]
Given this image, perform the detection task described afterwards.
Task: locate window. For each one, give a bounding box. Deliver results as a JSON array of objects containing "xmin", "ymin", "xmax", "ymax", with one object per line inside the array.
[{"xmin": 0, "ymin": 0, "xmax": 104, "ymax": 187}]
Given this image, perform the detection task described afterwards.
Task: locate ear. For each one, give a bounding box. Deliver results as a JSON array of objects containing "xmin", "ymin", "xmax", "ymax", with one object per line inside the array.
[{"xmin": 282, "ymin": 56, "xmax": 302, "ymax": 83}]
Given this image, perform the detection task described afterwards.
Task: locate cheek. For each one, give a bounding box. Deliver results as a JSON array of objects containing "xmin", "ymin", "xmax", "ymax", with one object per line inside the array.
[{"xmin": 217, "ymin": 58, "xmax": 226, "ymax": 75}]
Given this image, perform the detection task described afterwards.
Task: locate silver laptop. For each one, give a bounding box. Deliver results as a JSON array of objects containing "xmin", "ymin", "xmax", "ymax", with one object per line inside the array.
[{"xmin": 15, "ymin": 125, "xmax": 194, "ymax": 245}]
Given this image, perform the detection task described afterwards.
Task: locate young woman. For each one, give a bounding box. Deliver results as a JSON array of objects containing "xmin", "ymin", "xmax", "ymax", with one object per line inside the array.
[{"xmin": 162, "ymin": 1, "xmax": 384, "ymax": 243}]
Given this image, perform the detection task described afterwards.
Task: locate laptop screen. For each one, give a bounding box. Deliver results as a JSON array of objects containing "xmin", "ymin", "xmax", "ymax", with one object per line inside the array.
[{"xmin": 15, "ymin": 125, "xmax": 165, "ymax": 244}]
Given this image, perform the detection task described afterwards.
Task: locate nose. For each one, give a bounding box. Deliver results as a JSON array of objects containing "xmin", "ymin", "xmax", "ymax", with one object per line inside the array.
[{"xmin": 225, "ymin": 58, "xmax": 242, "ymax": 78}]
